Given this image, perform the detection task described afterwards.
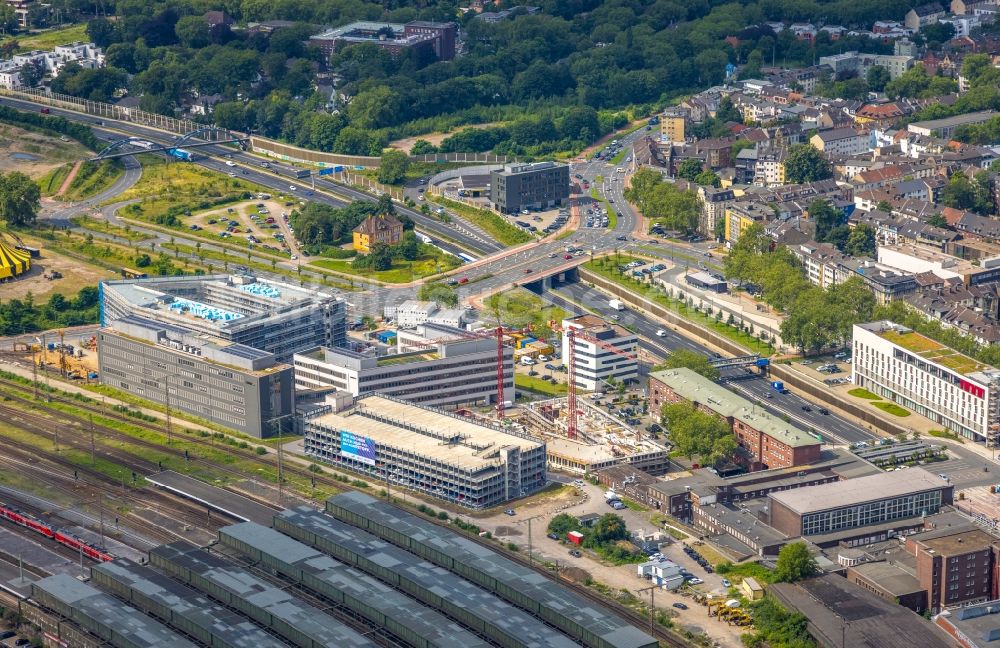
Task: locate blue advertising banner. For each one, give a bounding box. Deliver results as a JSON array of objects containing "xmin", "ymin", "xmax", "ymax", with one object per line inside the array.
[{"xmin": 340, "ymin": 430, "xmax": 377, "ymax": 466}]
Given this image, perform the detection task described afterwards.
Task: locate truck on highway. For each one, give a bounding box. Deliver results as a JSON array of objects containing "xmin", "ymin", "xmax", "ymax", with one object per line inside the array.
[
  {"xmin": 609, "ymin": 299, "xmax": 625, "ymax": 311},
  {"xmin": 168, "ymin": 148, "xmax": 193, "ymax": 161},
  {"xmin": 771, "ymin": 381, "xmax": 788, "ymax": 394}
]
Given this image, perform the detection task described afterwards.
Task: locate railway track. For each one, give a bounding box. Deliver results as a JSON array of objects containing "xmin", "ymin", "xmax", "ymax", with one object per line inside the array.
[{"xmin": 0, "ymin": 377, "xmax": 693, "ymax": 646}]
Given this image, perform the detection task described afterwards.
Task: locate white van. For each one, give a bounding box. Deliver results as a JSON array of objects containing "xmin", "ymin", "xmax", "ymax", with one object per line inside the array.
[{"xmin": 520, "ymin": 356, "xmax": 536, "ymax": 366}]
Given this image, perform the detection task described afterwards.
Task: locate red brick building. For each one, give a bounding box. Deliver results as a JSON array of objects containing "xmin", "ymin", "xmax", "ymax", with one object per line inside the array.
[
  {"xmin": 908, "ymin": 528, "xmax": 1000, "ymax": 613},
  {"xmin": 649, "ymin": 368, "xmax": 821, "ymax": 470}
]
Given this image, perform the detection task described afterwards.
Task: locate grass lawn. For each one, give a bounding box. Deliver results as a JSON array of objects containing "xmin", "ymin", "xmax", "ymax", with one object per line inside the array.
[
  {"xmin": 584, "ymin": 256, "xmax": 774, "ymax": 355},
  {"xmin": 609, "ymin": 148, "xmax": 628, "ymax": 165},
  {"xmin": 929, "ymin": 429, "xmax": 963, "ymax": 443},
  {"xmin": 428, "ymin": 195, "xmax": 532, "ymax": 246},
  {"xmin": 873, "ymin": 401, "xmax": 911, "ymax": 417},
  {"xmin": 71, "ymin": 216, "xmax": 152, "ymax": 242},
  {"xmin": 60, "ymin": 160, "xmax": 123, "ymax": 201},
  {"xmin": 3, "ymin": 23, "xmax": 88, "ymax": 53},
  {"xmin": 515, "ymin": 374, "xmax": 568, "ymax": 396},
  {"xmin": 38, "ymin": 164, "xmax": 70, "ymax": 197},
  {"xmin": 555, "ymin": 229, "xmax": 575, "ymax": 241},
  {"xmin": 716, "ymin": 560, "xmax": 775, "ymax": 583},
  {"xmin": 112, "ymin": 154, "xmax": 266, "ymax": 222},
  {"xmin": 309, "ymin": 245, "xmax": 460, "ymax": 283},
  {"xmin": 848, "ymin": 388, "xmax": 882, "ymax": 400}
]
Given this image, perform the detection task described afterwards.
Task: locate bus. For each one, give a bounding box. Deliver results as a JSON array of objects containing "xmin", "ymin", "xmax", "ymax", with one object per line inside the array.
[
  {"xmin": 120, "ymin": 267, "xmax": 148, "ymax": 279},
  {"xmin": 457, "ymin": 252, "xmax": 476, "ymax": 263}
]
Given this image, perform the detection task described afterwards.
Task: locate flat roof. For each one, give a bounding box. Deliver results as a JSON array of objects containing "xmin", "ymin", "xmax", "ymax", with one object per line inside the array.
[
  {"xmin": 307, "ymin": 395, "xmax": 542, "ymax": 471},
  {"xmin": 940, "ymin": 600, "xmax": 1000, "ymax": 644},
  {"xmin": 91, "ymin": 559, "xmax": 287, "ymax": 648},
  {"xmin": 850, "ymin": 560, "xmax": 922, "ymax": 596},
  {"xmin": 219, "ymin": 522, "xmax": 492, "ymax": 648},
  {"xmin": 650, "ymin": 368, "xmax": 820, "ymax": 448},
  {"xmin": 327, "ymin": 492, "xmax": 658, "ymax": 648},
  {"xmin": 262, "ymin": 514, "xmax": 578, "ymax": 648},
  {"xmin": 857, "ymin": 320, "xmax": 988, "ymax": 376},
  {"xmin": 697, "ymin": 501, "xmax": 788, "ymax": 546},
  {"xmin": 769, "ymin": 467, "xmax": 949, "ymax": 515},
  {"xmin": 32, "ymin": 574, "xmax": 198, "ymax": 648},
  {"xmin": 918, "ymin": 528, "xmax": 998, "ymax": 556}
]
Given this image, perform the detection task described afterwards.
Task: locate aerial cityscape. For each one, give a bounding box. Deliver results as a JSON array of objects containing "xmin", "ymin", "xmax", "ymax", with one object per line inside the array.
[{"xmin": 0, "ymin": 0, "xmax": 999, "ymax": 646}]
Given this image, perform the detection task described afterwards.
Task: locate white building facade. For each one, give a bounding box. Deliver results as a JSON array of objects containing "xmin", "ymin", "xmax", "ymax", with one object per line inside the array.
[
  {"xmin": 294, "ymin": 324, "xmax": 514, "ymax": 408},
  {"xmin": 561, "ymin": 315, "xmax": 638, "ymax": 392},
  {"xmin": 852, "ymin": 321, "xmax": 1000, "ymax": 444}
]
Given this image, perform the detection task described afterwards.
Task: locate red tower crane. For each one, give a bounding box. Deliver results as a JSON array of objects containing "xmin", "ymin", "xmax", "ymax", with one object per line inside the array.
[{"xmin": 564, "ymin": 325, "xmax": 638, "ymax": 440}]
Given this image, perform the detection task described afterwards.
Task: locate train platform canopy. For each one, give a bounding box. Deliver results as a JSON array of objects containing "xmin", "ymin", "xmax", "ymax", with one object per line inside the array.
[
  {"xmin": 144, "ymin": 470, "xmax": 277, "ymax": 525},
  {"xmin": 31, "ymin": 574, "xmax": 198, "ymax": 648},
  {"xmin": 0, "ymin": 238, "xmax": 30, "ymax": 279}
]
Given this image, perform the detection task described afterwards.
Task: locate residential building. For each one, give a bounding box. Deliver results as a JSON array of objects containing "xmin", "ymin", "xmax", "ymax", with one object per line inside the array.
[
  {"xmin": 908, "ymin": 111, "xmax": 997, "ymax": 138},
  {"xmin": 660, "ymin": 109, "xmax": 687, "ymax": 143},
  {"xmin": 819, "ymin": 52, "xmax": 914, "ymax": 79},
  {"xmin": 292, "ymin": 323, "xmax": 513, "ymax": 408},
  {"xmin": 97, "ymin": 315, "xmax": 294, "ymax": 438},
  {"xmin": 309, "ymin": 21, "xmax": 457, "ymax": 62},
  {"xmin": 561, "ymin": 315, "xmax": 637, "ymax": 391},
  {"xmin": 649, "ymin": 368, "xmax": 822, "ymax": 471},
  {"xmin": 905, "ymin": 2, "xmax": 947, "ymax": 30},
  {"xmin": 352, "ymin": 213, "xmax": 403, "ymax": 253},
  {"xmin": 100, "ymin": 274, "xmax": 346, "ymax": 362},
  {"xmin": 724, "ymin": 201, "xmax": 773, "ymax": 243},
  {"xmin": 853, "ymin": 320, "xmax": 1000, "ymax": 443},
  {"xmin": 810, "ymin": 127, "xmax": 869, "ymax": 157},
  {"xmin": 878, "ymin": 244, "xmax": 1000, "ymax": 286},
  {"xmin": 768, "ymin": 468, "xmax": 953, "ymax": 538},
  {"xmin": 303, "ymin": 393, "xmax": 546, "ymax": 508},
  {"xmin": 490, "ymin": 161, "xmax": 569, "ymax": 214},
  {"xmin": 0, "ymin": 41, "xmax": 105, "ymax": 87},
  {"xmin": 909, "ymin": 526, "xmax": 1000, "ymax": 613}
]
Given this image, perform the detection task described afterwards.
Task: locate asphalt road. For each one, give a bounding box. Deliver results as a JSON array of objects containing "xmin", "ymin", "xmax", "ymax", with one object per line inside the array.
[{"xmin": 538, "ymin": 279, "xmax": 878, "ymax": 446}]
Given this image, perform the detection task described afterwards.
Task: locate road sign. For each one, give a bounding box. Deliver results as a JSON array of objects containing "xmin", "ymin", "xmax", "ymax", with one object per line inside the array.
[{"xmin": 318, "ymin": 168, "xmax": 333, "ymax": 176}]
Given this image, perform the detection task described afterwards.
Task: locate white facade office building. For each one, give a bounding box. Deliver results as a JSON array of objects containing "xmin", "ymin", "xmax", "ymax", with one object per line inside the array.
[
  {"xmin": 561, "ymin": 315, "xmax": 638, "ymax": 392},
  {"xmin": 852, "ymin": 321, "xmax": 1000, "ymax": 445},
  {"xmin": 294, "ymin": 323, "xmax": 514, "ymax": 408}
]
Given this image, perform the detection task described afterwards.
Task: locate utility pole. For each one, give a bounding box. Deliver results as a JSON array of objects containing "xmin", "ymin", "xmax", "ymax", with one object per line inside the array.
[
  {"xmin": 522, "ymin": 514, "xmax": 544, "ymax": 567},
  {"xmin": 89, "ymin": 414, "xmax": 95, "ymax": 465},
  {"xmin": 30, "ymin": 346, "xmax": 38, "ymax": 401},
  {"xmin": 164, "ymin": 374, "xmax": 173, "ymax": 445},
  {"xmin": 637, "ymin": 585, "xmax": 659, "ymax": 638}
]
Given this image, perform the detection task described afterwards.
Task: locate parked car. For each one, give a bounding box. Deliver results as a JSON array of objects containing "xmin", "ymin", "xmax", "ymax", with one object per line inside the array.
[
  {"xmin": 569, "ymin": 549, "xmax": 582, "ymax": 557},
  {"xmin": 504, "ymin": 509, "xmax": 515, "ymax": 516},
  {"xmin": 547, "ymin": 533, "xmax": 560, "ymax": 540},
  {"xmin": 673, "ymin": 603, "xmax": 689, "ymax": 610}
]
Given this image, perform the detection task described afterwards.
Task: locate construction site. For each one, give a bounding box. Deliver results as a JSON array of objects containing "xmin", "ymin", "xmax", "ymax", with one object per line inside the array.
[
  {"xmin": 7, "ymin": 330, "xmax": 101, "ymax": 383},
  {"xmin": 522, "ymin": 397, "xmax": 668, "ymax": 475}
]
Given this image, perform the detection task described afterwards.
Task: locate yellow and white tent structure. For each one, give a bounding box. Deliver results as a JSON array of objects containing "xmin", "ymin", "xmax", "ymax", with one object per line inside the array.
[{"xmin": 0, "ymin": 236, "xmax": 30, "ymax": 279}]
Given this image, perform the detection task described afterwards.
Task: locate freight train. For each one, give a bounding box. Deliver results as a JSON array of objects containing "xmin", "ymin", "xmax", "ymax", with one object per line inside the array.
[{"xmin": 0, "ymin": 501, "xmax": 114, "ymax": 562}]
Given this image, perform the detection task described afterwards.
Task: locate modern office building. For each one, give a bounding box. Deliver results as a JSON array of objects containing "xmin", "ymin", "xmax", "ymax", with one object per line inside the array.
[
  {"xmin": 97, "ymin": 315, "xmax": 294, "ymax": 438},
  {"xmin": 303, "ymin": 393, "xmax": 546, "ymax": 508},
  {"xmin": 309, "ymin": 20, "xmax": 457, "ymax": 61},
  {"xmin": 100, "ymin": 273, "xmax": 346, "ymax": 362},
  {"xmin": 293, "ymin": 323, "xmax": 514, "ymax": 408},
  {"xmin": 490, "ymin": 162, "xmax": 570, "ymax": 214},
  {"xmin": 852, "ymin": 321, "xmax": 1000, "ymax": 444},
  {"xmin": 768, "ymin": 468, "xmax": 953, "ymax": 538},
  {"xmin": 649, "ymin": 368, "xmax": 822, "ymax": 470},
  {"xmin": 561, "ymin": 315, "xmax": 638, "ymax": 392}
]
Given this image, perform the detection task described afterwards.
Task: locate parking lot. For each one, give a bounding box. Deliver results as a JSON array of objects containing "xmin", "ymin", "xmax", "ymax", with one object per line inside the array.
[{"xmin": 188, "ymin": 195, "xmax": 305, "ymax": 259}]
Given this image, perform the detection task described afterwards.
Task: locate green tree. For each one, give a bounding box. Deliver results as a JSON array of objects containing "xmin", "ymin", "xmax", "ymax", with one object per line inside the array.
[
  {"xmin": 926, "ymin": 213, "xmax": 948, "ymax": 228},
  {"xmin": 174, "ymin": 15, "xmax": 210, "ymax": 48},
  {"xmin": 876, "ymin": 200, "xmax": 893, "ymax": 213},
  {"xmin": 808, "ymin": 199, "xmax": 841, "ymax": 243},
  {"xmin": 658, "ymin": 348, "xmax": 720, "ymax": 380},
  {"xmin": 723, "ymin": 222, "xmax": 771, "ymax": 284},
  {"xmin": 395, "ymin": 230, "xmax": 419, "ymax": 261},
  {"xmin": 417, "ymin": 282, "xmax": 459, "ymax": 306},
  {"xmin": 590, "ymin": 514, "xmax": 628, "ymax": 544},
  {"xmin": 0, "ymin": 171, "xmax": 41, "ymax": 226},
  {"xmin": 410, "ymin": 139, "xmax": 437, "ymax": 155},
  {"xmin": 774, "ymin": 542, "xmax": 817, "ymax": 583},
  {"xmin": 661, "ymin": 402, "xmax": 734, "ymax": 464},
  {"xmin": 783, "ymin": 144, "xmax": 832, "ymax": 184},
  {"xmin": 694, "ymin": 169, "xmax": 721, "ymax": 187},
  {"xmin": 866, "ymin": 65, "xmax": 891, "ymax": 92},
  {"xmin": 676, "ymin": 157, "xmax": 704, "ymax": 181},
  {"xmin": 624, "ymin": 168, "xmax": 700, "ymax": 233},
  {"xmin": 377, "ymin": 149, "xmax": 410, "ymax": 185},
  {"xmin": 843, "ymin": 223, "xmax": 876, "ymax": 257},
  {"xmin": 547, "ymin": 513, "xmax": 581, "ymax": 536}
]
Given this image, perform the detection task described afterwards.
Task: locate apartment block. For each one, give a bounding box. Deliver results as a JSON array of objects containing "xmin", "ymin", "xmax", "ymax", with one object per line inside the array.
[{"xmin": 561, "ymin": 315, "xmax": 637, "ymax": 392}]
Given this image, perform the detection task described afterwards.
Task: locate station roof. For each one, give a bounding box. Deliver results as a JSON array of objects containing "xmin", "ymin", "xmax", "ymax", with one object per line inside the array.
[
  {"xmin": 220, "ymin": 522, "xmax": 491, "ymax": 648},
  {"xmin": 270, "ymin": 511, "xmax": 578, "ymax": 648},
  {"xmin": 91, "ymin": 559, "xmax": 287, "ymax": 648},
  {"xmin": 32, "ymin": 574, "xmax": 198, "ymax": 648},
  {"xmin": 327, "ymin": 492, "xmax": 659, "ymax": 648}
]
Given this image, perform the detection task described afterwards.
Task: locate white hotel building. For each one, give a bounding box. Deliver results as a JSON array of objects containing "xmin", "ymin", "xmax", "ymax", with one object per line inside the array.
[
  {"xmin": 852, "ymin": 321, "xmax": 1000, "ymax": 445},
  {"xmin": 561, "ymin": 315, "xmax": 638, "ymax": 392},
  {"xmin": 293, "ymin": 323, "xmax": 514, "ymax": 408}
]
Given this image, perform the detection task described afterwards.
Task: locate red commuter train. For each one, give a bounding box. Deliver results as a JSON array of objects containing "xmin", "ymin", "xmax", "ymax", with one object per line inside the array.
[{"xmin": 0, "ymin": 501, "xmax": 114, "ymax": 562}]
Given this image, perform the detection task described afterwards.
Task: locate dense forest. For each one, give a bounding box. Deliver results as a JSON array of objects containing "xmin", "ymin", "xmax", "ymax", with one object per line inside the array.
[{"xmin": 30, "ymin": 0, "xmax": 943, "ymax": 156}]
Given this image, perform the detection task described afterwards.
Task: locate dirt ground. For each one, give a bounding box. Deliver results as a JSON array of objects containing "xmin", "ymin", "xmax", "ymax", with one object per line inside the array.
[
  {"xmin": 0, "ymin": 124, "xmax": 90, "ymax": 179},
  {"xmin": 389, "ymin": 123, "xmax": 502, "ymax": 153},
  {"xmin": 0, "ymin": 245, "xmax": 115, "ymax": 301}
]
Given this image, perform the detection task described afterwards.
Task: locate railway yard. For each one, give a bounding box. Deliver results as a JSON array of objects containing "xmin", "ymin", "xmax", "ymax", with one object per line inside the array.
[{"xmin": 0, "ymin": 364, "xmax": 680, "ymax": 648}]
